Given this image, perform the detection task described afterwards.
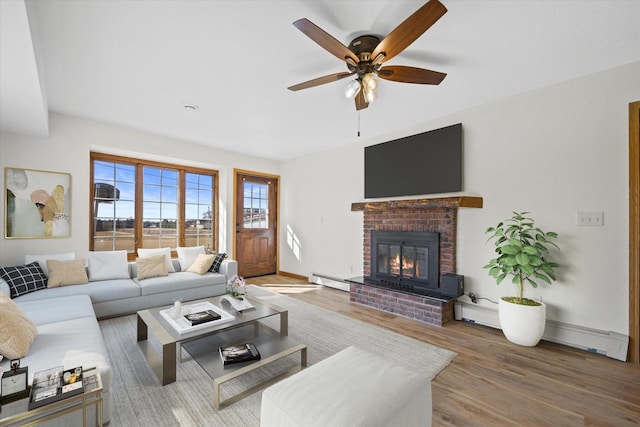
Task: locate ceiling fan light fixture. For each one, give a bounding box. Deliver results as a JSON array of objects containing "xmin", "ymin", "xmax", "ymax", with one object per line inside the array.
[
  {"xmin": 363, "ymin": 87, "xmax": 376, "ymax": 103},
  {"xmin": 362, "ymin": 73, "xmax": 378, "ymax": 91},
  {"xmin": 362, "ymin": 73, "xmax": 378, "ymax": 103},
  {"xmin": 344, "ymin": 79, "xmax": 361, "ymax": 99}
]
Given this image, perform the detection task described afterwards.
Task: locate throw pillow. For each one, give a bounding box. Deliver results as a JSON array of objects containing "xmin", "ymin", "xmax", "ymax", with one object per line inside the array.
[
  {"xmin": 187, "ymin": 254, "xmax": 215, "ymax": 275},
  {"xmin": 209, "ymin": 253, "xmax": 227, "ymax": 273},
  {"xmin": 136, "ymin": 255, "xmax": 168, "ymax": 280},
  {"xmin": 46, "ymin": 259, "xmax": 89, "ymax": 288},
  {"xmin": 0, "ymin": 262, "xmax": 48, "ymax": 298},
  {"xmin": 87, "ymin": 250, "xmax": 130, "ymax": 281},
  {"xmin": 176, "ymin": 246, "xmax": 205, "ymax": 271},
  {"xmin": 137, "ymin": 247, "xmax": 175, "ymax": 273},
  {"xmin": 24, "ymin": 252, "xmax": 75, "ymax": 277},
  {"xmin": 0, "ymin": 293, "xmax": 38, "ymax": 359}
]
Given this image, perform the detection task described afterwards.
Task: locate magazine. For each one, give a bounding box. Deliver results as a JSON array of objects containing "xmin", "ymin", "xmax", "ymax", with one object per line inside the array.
[
  {"xmin": 219, "ymin": 343, "xmax": 261, "ymax": 365},
  {"xmin": 184, "ymin": 309, "xmax": 221, "ymax": 326}
]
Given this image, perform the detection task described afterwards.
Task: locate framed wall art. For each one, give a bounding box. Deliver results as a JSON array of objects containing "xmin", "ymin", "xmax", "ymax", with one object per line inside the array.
[{"xmin": 5, "ymin": 167, "xmax": 71, "ymax": 238}]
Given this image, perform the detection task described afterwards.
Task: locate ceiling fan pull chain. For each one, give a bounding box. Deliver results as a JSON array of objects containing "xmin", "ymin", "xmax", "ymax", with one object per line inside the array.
[{"xmin": 357, "ymin": 111, "xmax": 361, "ymax": 137}]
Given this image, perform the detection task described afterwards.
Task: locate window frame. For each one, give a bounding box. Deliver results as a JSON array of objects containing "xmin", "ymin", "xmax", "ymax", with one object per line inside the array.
[{"xmin": 90, "ymin": 152, "xmax": 219, "ymax": 261}]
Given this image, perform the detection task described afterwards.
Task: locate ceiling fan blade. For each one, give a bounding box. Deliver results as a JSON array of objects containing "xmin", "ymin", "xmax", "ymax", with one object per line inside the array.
[
  {"xmin": 371, "ymin": 0, "xmax": 447, "ymax": 64},
  {"xmin": 355, "ymin": 90, "xmax": 369, "ymax": 111},
  {"xmin": 293, "ymin": 18, "xmax": 359, "ymax": 64},
  {"xmin": 378, "ymin": 66, "xmax": 446, "ymax": 85},
  {"xmin": 288, "ymin": 72, "xmax": 353, "ymax": 91}
]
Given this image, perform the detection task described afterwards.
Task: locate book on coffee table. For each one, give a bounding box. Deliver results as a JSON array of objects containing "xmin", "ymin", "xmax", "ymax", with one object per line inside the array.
[
  {"xmin": 219, "ymin": 343, "xmax": 261, "ymax": 365},
  {"xmin": 184, "ymin": 309, "xmax": 221, "ymax": 326}
]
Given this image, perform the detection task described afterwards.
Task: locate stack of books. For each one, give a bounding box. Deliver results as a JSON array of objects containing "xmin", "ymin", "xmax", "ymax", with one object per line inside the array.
[
  {"xmin": 219, "ymin": 343, "xmax": 261, "ymax": 365},
  {"xmin": 184, "ymin": 309, "xmax": 221, "ymax": 326}
]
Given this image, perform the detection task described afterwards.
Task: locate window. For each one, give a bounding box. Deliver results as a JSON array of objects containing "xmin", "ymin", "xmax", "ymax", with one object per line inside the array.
[{"xmin": 90, "ymin": 153, "xmax": 217, "ymax": 259}]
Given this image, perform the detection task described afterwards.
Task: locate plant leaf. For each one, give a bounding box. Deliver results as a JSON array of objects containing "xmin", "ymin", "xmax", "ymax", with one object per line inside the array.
[
  {"xmin": 515, "ymin": 253, "xmax": 530, "ymax": 266},
  {"xmin": 534, "ymin": 272, "xmax": 552, "ymax": 284},
  {"xmin": 521, "ymin": 264, "xmax": 534, "ymax": 275},
  {"xmin": 501, "ymin": 245, "xmax": 520, "ymax": 255},
  {"xmin": 504, "ymin": 256, "xmax": 519, "ymax": 266}
]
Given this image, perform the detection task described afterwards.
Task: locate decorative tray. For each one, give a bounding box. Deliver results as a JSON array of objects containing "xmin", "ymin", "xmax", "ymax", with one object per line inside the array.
[{"xmin": 160, "ymin": 301, "xmax": 234, "ymax": 334}]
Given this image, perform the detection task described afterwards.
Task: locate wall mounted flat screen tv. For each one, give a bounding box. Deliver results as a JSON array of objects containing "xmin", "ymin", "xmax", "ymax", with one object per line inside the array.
[{"xmin": 364, "ymin": 123, "xmax": 462, "ymax": 198}]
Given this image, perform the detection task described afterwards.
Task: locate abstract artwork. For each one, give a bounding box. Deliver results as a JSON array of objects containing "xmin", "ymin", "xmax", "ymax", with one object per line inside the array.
[{"xmin": 5, "ymin": 167, "xmax": 71, "ymax": 238}]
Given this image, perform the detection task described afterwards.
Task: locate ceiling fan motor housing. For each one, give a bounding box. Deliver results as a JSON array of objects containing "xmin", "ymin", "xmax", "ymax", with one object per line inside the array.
[{"xmin": 347, "ymin": 35, "xmax": 383, "ymax": 77}]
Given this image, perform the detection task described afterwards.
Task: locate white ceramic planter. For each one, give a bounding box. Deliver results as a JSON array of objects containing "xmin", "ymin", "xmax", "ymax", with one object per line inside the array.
[{"xmin": 498, "ymin": 298, "xmax": 546, "ymax": 346}]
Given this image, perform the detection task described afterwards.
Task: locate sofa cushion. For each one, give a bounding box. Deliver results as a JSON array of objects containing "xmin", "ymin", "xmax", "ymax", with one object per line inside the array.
[
  {"xmin": 25, "ymin": 252, "xmax": 75, "ymax": 277},
  {"xmin": 209, "ymin": 253, "xmax": 227, "ymax": 273},
  {"xmin": 137, "ymin": 247, "xmax": 175, "ymax": 273},
  {"xmin": 135, "ymin": 271, "xmax": 226, "ymax": 296},
  {"xmin": 177, "ymin": 246, "xmax": 205, "ymax": 271},
  {"xmin": 11, "ymin": 279, "xmax": 142, "ymax": 304},
  {"xmin": 47, "ymin": 258, "xmax": 89, "ymax": 287},
  {"xmin": 0, "ymin": 293, "xmax": 38, "ymax": 359},
  {"xmin": 88, "ymin": 250, "xmax": 129, "ymax": 281},
  {"xmin": 0, "ymin": 262, "xmax": 48, "ymax": 298},
  {"xmin": 187, "ymin": 254, "xmax": 215, "ymax": 274},
  {"xmin": 16, "ymin": 295, "xmax": 96, "ymax": 326},
  {"xmin": 18, "ymin": 316, "xmax": 112, "ymax": 395},
  {"xmin": 136, "ymin": 255, "xmax": 168, "ymax": 280}
]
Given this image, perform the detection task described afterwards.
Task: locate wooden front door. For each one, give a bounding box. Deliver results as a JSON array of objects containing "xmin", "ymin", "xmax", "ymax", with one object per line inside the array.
[{"xmin": 235, "ymin": 171, "xmax": 278, "ymax": 277}]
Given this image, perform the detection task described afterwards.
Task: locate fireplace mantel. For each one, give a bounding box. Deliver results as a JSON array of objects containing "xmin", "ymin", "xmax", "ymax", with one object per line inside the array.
[{"xmin": 351, "ymin": 196, "xmax": 483, "ymax": 212}]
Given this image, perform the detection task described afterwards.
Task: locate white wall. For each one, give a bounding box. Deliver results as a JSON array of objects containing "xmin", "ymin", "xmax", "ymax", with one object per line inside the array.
[
  {"xmin": 0, "ymin": 112, "xmax": 280, "ymax": 266},
  {"xmin": 280, "ymin": 61, "xmax": 640, "ymax": 334}
]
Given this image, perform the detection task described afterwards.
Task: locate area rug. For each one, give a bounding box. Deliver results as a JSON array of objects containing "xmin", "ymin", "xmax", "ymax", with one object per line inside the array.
[{"xmin": 99, "ymin": 285, "xmax": 456, "ymax": 426}]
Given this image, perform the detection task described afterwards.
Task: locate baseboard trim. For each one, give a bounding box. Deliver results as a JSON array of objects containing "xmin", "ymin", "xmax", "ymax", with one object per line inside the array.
[
  {"xmin": 277, "ymin": 270, "xmax": 308, "ymax": 280},
  {"xmin": 454, "ymin": 301, "xmax": 629, "ymax": 362},
  {"xmin": 309, "ymin": 274, "xmax": 350, "ymax": 292}
]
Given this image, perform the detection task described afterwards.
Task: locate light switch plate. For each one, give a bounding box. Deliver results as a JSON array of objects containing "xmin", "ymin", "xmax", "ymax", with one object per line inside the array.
[{"xmin": 577, "ymin": 211, "xmax": 604, "ymax": 226}]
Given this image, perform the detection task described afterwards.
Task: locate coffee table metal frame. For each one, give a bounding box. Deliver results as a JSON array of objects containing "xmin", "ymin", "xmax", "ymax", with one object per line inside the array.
[
  {"xmin": 182, "ymin": 319, "xmax": 307, "ymax": 409},
  {"xmin": 136, "ymin": 295, "xmax": 306, "ymax": 408}
]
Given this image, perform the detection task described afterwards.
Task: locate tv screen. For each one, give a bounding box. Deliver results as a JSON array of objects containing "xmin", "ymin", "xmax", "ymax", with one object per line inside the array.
[{"xmin": 364, "ymin": 123, "xmax": 462, "ymax": 198}]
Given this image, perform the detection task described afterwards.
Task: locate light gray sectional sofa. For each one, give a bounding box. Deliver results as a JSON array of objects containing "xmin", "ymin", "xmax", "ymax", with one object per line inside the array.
[
  {"xmin": 0, "ymin": 253, "xmax": 237, "ymax": 425},
  {"xmin": 1, "ymin": 258, "xmax": 237, "ymax": 319}
]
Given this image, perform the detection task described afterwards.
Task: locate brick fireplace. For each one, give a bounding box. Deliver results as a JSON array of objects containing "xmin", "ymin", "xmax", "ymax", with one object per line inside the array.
[{"xmin": 349, "ymin": 196, "xmax": 482, "ymax": 326}]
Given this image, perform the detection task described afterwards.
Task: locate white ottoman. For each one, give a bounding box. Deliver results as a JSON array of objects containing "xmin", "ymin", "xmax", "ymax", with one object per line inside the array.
[{"xmin": 260, "ymin": 346, "xmax": 432, "ymax": 427}]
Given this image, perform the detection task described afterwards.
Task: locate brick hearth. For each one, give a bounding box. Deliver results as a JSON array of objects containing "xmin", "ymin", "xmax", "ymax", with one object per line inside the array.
[{"xmin": 350, "ymin": 196, "xmax": 482, "ymax": 326}]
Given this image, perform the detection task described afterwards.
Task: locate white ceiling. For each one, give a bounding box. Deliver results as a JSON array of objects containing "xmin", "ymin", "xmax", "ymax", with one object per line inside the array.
[{"xmin": 1, "ymin": 0, "xmax": 639, "ymax": 161}]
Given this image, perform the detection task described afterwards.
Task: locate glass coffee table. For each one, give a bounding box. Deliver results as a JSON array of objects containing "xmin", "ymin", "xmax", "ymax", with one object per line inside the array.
[{"xmin": 136, "ymin": 295, "xmax": 307, "ymax": 409}]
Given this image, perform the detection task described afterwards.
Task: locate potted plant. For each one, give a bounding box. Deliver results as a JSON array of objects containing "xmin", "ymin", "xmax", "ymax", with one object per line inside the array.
[
  {"xmin": 226, "ymin": 275, "xmax": 247, "ymax": 300},
  {"xmin": 484, "ymin": 211, "xmax": 560, "ymax": 346}
]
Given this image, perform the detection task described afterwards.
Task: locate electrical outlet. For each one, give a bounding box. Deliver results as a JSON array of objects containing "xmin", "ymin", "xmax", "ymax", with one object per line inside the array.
[{"xmin": 577, "ymin": 211, "xmax": 604, "ymax": 226}]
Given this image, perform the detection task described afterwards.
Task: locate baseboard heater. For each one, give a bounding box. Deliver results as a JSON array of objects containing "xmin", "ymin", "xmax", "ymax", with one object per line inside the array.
[
  {"xmin": 309, "ymin": 273, "xmax": 350, "ymax": 292},
  {"xmin": 454, "ymin": 301, "xmax": 629, "ymax": 362}
]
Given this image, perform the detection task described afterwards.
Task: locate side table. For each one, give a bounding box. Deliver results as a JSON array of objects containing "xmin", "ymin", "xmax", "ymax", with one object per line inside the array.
[{"xmin": 0, "ymin": 367, "xmax": 103, "ymax": 427}]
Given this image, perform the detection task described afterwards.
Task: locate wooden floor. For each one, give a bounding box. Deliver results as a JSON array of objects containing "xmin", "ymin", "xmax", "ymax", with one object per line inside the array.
[{"xmin": 248, "ymin": 275, "xmax": 640, "ymax": 426}]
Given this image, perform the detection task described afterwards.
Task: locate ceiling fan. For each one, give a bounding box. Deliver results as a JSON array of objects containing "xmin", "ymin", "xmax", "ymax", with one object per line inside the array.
[{"xmin": 287, "ymin": 0, "xmax": 448, "ymax": 111}]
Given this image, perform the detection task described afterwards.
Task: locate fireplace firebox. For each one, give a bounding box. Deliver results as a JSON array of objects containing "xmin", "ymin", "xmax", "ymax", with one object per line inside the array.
[{"xmin": 367, "ymin": 231, "xmax": 439, "ymax": 291}]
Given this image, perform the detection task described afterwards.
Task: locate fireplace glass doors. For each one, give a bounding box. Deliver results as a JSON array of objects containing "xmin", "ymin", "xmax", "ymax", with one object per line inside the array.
[{"xmin": 369, "ymin": 231, "xmax": 439, "ymax": 291}]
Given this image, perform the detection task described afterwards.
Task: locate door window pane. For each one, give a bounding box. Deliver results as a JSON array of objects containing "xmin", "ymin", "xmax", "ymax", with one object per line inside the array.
[{"xmin": 243, "ymin": 182, "xmax": 269, "ymax": 229}]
